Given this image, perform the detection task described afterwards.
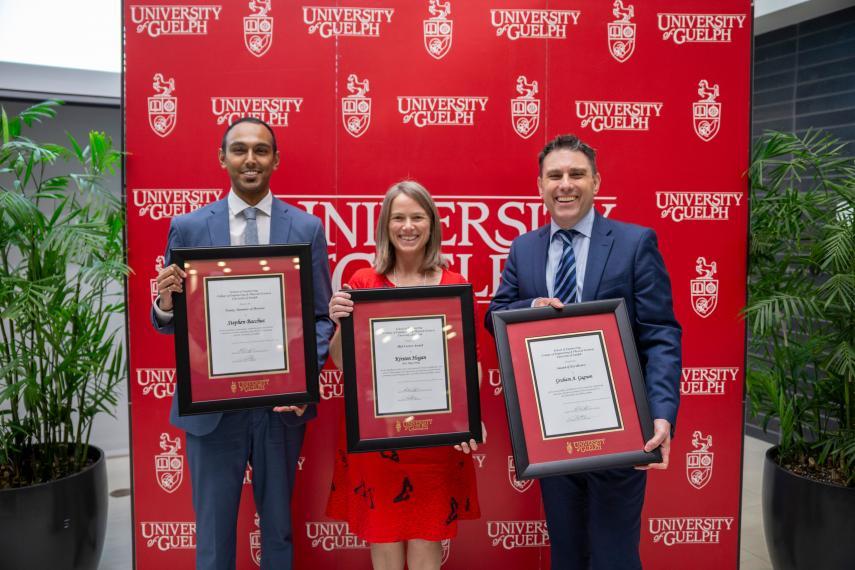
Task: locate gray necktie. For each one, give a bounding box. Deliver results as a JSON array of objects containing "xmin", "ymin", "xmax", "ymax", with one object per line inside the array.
[{"xmin": 243, "ymin": 207, "xmax": 259, "ymax": 245}]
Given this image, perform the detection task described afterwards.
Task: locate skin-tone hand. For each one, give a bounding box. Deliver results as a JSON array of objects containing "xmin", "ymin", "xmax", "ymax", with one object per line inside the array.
[
  {"xmin": 635, "ymin": 418, "xmax": 671, "ymax": 470},
  {"xmin": 273, "ymin": 404, "xmax": 307, "ymax": 415},
  {"xmin": 454, "ymin": 439, "xmax": 478, "ymax": 454},
  {"xmin": 533, "ymin": 297, "xmax": 565, "ymax": 310},
  {"xmin": 329, "ymin": 284, "xmax": 353, "ymax": 325},
  {"xmin": 156, "ymin": 263, "xmax": 187, "ymax": 311}
]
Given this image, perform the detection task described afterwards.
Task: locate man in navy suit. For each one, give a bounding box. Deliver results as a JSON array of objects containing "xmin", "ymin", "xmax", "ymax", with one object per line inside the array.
[
  {"xmin": 486, "ymin": 134, "xmax": 681, "ymax": 569},
  {"xmin": 152, "ymin": 117, "xmax": 334, "ymax": 569}
]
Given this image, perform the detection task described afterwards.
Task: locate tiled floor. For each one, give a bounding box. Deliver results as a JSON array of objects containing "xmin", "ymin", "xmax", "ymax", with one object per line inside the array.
[
  {"xmin": 739, "ymin": 436, "xmax": 774, "ymax": 570},
  {"xmin": 99, "ymin": 436, "xmax": 775, "ymax": 569}
]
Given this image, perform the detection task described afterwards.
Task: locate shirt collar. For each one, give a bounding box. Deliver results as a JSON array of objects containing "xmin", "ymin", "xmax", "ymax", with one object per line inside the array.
[
  {"xmin": 549, "ymin": 206, "xmax": 595, "ymax": 240},
  {"xmin": 228, "ymin": 189, "xmax": 273, "ymax": 217}
]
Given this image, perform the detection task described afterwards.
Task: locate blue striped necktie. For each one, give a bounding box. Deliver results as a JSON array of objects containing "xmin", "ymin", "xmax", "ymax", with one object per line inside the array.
[
  {"xmin": 553, "ymin": 229, "xmax": 578, "ymax": 304},
  {"xmin": 243, "ymin": 207, "xmax": 259, "ymax": 245}
]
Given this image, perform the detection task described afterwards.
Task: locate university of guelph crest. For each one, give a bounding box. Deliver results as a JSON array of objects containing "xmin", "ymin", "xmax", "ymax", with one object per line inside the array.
[
  {"xmin": 511, "ymin": 76, "xmax": 540, "ymax": 140},
  {"xmin": 244, "ymin": 0, "xmax": 273, "ymax": 57},
  {"xmin": 691, "ymin": 257, "xmax": 719, "ymax": 318},
  {"xmin": 608, "ymin": 1, "xmax": 636, "ymax": 63},
  {"xmin": 686, "ymin": 431, "xmax": 714, "ymax": 490},
  {"xmin": 250, "ymin": 512, "xmax": 262, "ymax": 566},
  {"xmin": 154, "ymin": 433, "xmax": 184, "ymax": 494},
  {"xmin": 693, "ymin": 80, "xmax": 721, "ymax": 142},
  {"xmin": 148, "ymin": 74, "xmax": 177, "ymax": 138},
  {"xmin": 342, "ymin": 74, "xmax": 371, "ymax": 138},
  {"xmin": 424, "ymin": 0, "xmax": 452, "ymax": 60},
  {"xmin": 507, "ymin": 456, "xmax": 533, "ymax": 493}
]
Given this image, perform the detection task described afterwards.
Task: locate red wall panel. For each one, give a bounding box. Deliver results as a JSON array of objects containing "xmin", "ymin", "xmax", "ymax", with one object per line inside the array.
[{"xmin": 124, "ymin": 1, "xmax": 751, "ymax": 567}]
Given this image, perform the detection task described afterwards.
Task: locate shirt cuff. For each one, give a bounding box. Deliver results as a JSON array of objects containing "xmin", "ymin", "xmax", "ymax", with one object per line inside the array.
[{"xmin": 153, "ymin": 296, "xmax": 174, "ymax": 324}]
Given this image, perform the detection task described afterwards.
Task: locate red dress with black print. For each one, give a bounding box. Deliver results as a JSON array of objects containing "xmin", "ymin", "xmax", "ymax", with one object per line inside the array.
[{"xmin": 325, "ymin": 268, "xmax": 480, "ymax": 542}]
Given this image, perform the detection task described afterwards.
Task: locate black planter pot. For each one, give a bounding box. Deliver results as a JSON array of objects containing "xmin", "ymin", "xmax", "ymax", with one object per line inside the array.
[
  {"xmin": 0, "ymin": 445, "xmax": 108, "ymax": 570},
  {"xmin": 762, "ymin": 446, "xmax": 855, "ymax": 570}
]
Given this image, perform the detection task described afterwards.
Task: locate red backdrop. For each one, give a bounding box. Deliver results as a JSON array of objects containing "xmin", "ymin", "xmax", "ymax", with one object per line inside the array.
[{"xmin": 124, "ymin": 1, "xmax": 751, "ymax": 567}]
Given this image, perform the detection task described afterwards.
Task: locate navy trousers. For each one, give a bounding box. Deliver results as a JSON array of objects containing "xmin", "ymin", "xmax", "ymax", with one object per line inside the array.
[
  {"xmin": 540, "ymin": 468, "xmax": 647, "ymax": 570},
  {"xmin": 186, "ymin": 409, "xmax": 305, "ymax": 570}
]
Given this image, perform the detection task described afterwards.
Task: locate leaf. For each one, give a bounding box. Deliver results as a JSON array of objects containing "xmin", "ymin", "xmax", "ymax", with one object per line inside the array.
[
  {"xmin": 1, "ymin": 107, "xmax": 9, "ymax": 144},
  {"xmin": 66, "ymin": 132, "xmax": 84, "ymax": 162},
  {"xmin": 17, "ymin": 100, "xmax": 62, "ymax": 127}
]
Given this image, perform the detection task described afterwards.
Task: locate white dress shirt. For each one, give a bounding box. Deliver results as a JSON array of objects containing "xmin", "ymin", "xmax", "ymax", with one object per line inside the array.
[
  {"xmin": 153, "ymin": 190, "xmax": 274, "ymax": 322},
  {"xmin": 228, "ymin": 189, "xmax": 273, "ymax": 246}
]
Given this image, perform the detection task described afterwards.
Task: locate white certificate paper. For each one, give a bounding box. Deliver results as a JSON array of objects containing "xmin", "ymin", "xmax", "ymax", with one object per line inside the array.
[
  {"xmin": 205, "ymin": 275, "xmax": 288, "ymax": 377},
  {"xmin": 526, "ymin": 332, "xmax": 621, "ymax": 438},
  {"xmin": 371, "ymin": 316, "xmax": 450, "ymax": 416}
]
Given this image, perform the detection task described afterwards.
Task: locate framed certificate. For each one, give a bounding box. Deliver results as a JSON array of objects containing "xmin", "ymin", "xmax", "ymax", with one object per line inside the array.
[
  {"xmin": 340, "ymin": 285, "xmax": 482, "ymax": 452},
  {"xmin": 171, "ymin": 244, "xmax": 319, "ymax": 415},
  {"xmin": 491, "ymin": 299, "xmax": 660, "ymax": 479}
]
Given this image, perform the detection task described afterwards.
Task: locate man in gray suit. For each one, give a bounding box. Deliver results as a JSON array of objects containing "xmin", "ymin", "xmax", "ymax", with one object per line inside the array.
[{"xmin": 152, "ymin": 117, "xmax": 334, "ymax": 569}]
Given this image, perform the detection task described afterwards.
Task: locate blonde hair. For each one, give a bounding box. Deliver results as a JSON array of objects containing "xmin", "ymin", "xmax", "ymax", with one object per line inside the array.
[{"xmin": 374, "ymin": 180, "xmax": 446, "ymax": 275}]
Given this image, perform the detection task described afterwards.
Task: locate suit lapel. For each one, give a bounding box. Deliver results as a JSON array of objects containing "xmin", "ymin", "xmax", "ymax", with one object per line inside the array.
[
  {"xmin": 269, "ymin": 198, "xmax": 293, "ymax": 245},
  {"xmin": 534, "ymin": 225, "xmax": 550, "ymax": 299},
  {"xmin": 206, "ymin": 199, "xmax": 230, "ymax": 246},
  {"xmin": 582, "ymin": 213, "xmax": 614, "ymax": 301}
]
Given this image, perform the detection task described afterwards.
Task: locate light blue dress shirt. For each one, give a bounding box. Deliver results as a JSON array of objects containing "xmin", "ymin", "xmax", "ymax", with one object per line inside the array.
[{"xmin": 545, "ymin": 206, "xmax": 595, "ymax": 301}]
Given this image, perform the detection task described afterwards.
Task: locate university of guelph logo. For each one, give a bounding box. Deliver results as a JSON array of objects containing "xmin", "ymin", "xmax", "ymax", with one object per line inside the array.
[
  {"xmin": 686, "ymin": 431, "xmax": 714, "ymax": 490},
  {"xmin": 511, "ymin": 76, "xmax": 540, "ymax": 139},
  {"xmin": 249, "ymin": 512, "xmax": 262, "ymax": 566},
  {"xmin": 691, "ymin": 257, "xmax": 718, "ymax": 318},
  {"xmin": 244, "ymin": 0, "xmax": 273, "ymax": 57},
  {"xmin": 693, "ymin": 80, "xmax": 721, "ymax": 142},
  {"xmin": 424, "ymin": 0, "xmax": 452, "ymax": 60},
  {"xmin": 507, "ymin": 456, "xmax": 533, "ymax": 493},
  {"xmin": 148, "ymin": 74, "xmax": 177, "ymax": 137},
  {"xmin": 342, "ymin": 74, "xmax": 371, "ymax": 138},
  {"xmin": 155, "ymin": 433, "xmax": 184, "ymax": 494},
  {"xmin": 608, "ymin": 1, "xmax": 636, "ymax": 63}
]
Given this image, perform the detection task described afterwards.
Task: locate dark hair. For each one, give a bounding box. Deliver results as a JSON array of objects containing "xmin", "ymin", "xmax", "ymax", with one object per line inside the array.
[
  {"xmin": 220, "ymin": 117, "xmax": 278, "ymax": 154},
  {"xmin": 538, "ymin": 134, "xmax": 597, "ymax": 175}
]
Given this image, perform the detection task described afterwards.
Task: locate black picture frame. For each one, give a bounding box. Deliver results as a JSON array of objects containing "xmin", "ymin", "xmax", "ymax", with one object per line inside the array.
[
  {"xmin": 341, "ymin": 284, "xmax": 482, "ymax": 452},
  {"xmin": 491, "ymin": 299, "xmax": 661, "ymax": 479},
  {"xmin": 172, "ymin": 244, "xmax": 319, "ymax": 415}
]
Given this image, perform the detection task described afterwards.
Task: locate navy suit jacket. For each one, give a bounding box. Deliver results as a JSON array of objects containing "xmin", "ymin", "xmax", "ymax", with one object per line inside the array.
[
  {"xmin": 151, "ymin": 196, "xmax": 335, "ymax": 436},
  {"xmin": 486, "ymin": 212, "xmax": 682, "ymax": 428}
]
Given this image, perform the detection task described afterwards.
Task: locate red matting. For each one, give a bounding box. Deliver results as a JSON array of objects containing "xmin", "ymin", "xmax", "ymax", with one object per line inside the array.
[
  {"xmin": 182, "ymin": 256, "xmax": 308, "ymax": 403},
  {"xmin": 505, "ymin": 313, "xmax": 644, "ymax": 465},
  {"xmin": 352, "ymin": 296, "xmax": 470, "ymax": 439}
]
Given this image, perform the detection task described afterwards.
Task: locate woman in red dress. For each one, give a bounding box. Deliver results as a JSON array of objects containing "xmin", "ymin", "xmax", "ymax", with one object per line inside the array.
[{"xmin": 326, "ymin": 181, "xmax": 480, "ymax": 570}]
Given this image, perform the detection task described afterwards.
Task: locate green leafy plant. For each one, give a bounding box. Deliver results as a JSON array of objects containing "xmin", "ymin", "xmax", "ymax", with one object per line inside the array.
[
  {"xmin": 0, "ymin": 101, "xmax": 128, "ymax": 488},
  {"xmin": 745, "ymin": 130, "xmax": 855, "ymax": 487}
]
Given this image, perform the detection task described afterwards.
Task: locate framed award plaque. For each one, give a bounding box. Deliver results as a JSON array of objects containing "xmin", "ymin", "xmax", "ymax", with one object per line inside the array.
[
  {"xmin": 491, "ymin": 299, "xmax": 660, "ymax": 479},
  {"xmin": 171, "ymin": 244, "xmax": 319, "ymax": 415},
  {"xmin": 340, "ymin": 284, "xmax": 482, "ymax": 452}
]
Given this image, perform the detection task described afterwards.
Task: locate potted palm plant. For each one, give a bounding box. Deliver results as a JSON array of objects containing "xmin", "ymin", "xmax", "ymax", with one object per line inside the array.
[
  {"xmin": 745, "ymin": 130, "xmax": 854, "ymax": 570},
  {"xmin": 0, "ymin": 101, "xmax": 127, "ymax": 570}
]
